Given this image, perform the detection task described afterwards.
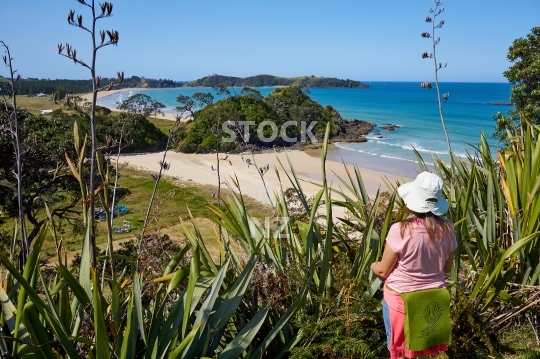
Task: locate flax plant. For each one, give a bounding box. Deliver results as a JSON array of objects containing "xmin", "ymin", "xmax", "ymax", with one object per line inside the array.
[
  {"xmin": 58, "ymin": 0, "xmax": 124, "ymax": 269},
  {"xmin": 421, "ymin": 0, "xmax": 452, "ymax": 157},
  {"xmin": 330, "ymin": 166, "xmax": 398, "ymax": 295},
  {"xmin": 0, "ymin": 41, "xmax": 29, "ymax": 266},
  {"xmin": 232, "ymin": 120, "xmax": 275, "ymax": 211},
  {"xmin": 0, "ymin": 124, "xmax": 354, "ymax": 358},
  {"xmin": 412, "ymin": 124, "xmax": 540, "ymax": 325},
  {"xmin": 101, "ymin": 119, "xmax": 126, "ymax": 288},
  {"xmin": 136, "ymin": 115, "xmax": 181, "ymax": 271}
]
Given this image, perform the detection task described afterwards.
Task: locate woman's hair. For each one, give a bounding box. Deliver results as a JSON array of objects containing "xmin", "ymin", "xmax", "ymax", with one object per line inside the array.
[{"xmin": 399, "ymin": 209, "xmax": 454, "ymax": 243}]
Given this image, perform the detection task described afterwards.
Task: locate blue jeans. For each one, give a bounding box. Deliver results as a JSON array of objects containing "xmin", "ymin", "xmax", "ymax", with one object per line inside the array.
[{"xmin": 382, "ymin": 299, "xmax": 392, "ymax": 350}]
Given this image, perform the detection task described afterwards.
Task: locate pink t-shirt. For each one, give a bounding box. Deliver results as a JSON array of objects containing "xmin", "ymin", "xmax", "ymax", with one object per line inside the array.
[{"xmin": 385, "ymin": 221, "xmax": 457, "ymax": 293}]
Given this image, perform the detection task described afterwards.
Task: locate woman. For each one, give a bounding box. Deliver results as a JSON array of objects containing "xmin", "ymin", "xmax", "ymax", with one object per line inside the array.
[{"xmin": 370, "ymin": 171, "xmax": 457, "ymax": 359}]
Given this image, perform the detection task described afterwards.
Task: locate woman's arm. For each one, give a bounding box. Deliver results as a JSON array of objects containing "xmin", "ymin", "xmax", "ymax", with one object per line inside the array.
[{"xmin": 370, "ymin": 244, "xmax": 399, "ymax": 280}]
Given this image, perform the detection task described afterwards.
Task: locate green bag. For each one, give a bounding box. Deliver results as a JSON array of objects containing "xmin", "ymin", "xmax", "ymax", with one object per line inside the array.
[{"xmin": 399, "ymin": 288, "xmax": 451, "ymax": 351}]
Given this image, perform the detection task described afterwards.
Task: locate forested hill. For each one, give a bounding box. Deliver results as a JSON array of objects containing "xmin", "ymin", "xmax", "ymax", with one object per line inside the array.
[
  {"xmin": 173, "ymin": 86, "xmax": 375, "ymax": 153},
  {"xmin": 185, "ymin": 74, "xmax": 369, "ymax": 88},
  {"xmin": 11, "ymin": 76, "xmax": 185, "ymax": 97}
]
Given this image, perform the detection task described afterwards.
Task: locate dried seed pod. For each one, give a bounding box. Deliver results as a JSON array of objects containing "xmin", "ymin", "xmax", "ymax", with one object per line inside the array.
[
  {"xmin": 67, "ymin": 9, "xmax": 75, "ymax": 23},
  {"xmin": 117, "ymin": 71, "xmax": 124, "ymax": 84},
  {"xmin": 443, "ymin": 92, "xmax": 450, "ymax": 101}
]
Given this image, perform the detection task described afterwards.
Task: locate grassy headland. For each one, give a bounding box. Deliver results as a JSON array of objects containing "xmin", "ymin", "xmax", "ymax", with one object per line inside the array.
[{"xmin": 186, "ymin": 73, "xmax": 369, "ymax": 88}]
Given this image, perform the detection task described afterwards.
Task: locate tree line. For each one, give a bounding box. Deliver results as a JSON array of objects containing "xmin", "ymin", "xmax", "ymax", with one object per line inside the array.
[{"xmin": 8, "ymin": 75, "xmax": 185, "ymax": 97}]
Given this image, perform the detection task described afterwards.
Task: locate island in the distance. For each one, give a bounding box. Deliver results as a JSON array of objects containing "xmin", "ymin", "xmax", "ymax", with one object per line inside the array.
[{"xmin": 185, "ymin": 74, "xmax": 370, "ymax": 88}]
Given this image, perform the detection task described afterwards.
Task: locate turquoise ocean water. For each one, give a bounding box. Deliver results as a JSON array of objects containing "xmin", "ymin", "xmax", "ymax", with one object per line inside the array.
[{"xmin": 98, "ymin": 82, "xmax": 513, "ymax": 177}]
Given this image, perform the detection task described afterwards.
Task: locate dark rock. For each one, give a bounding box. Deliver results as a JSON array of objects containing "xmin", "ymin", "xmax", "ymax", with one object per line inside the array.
[
  {"xmin": 328, "ymin": 119, "xmax": 376, "ymax": 143},
  {"xmin": 381, "ymin": 124, "xmax": 399, "ymax": 131}
]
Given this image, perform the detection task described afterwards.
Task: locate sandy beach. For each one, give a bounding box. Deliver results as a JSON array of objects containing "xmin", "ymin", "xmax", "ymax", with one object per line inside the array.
[
  {"xmin": 81, "ymin": 87, "xmax": 183, "ymax": 121},
  {"xmin": 119, "ymin": 148, "xmax": 413, "ymax": 211},
  {"xmin": 81, "ymin": 87, "xmax": 139, "ymax": 102}
]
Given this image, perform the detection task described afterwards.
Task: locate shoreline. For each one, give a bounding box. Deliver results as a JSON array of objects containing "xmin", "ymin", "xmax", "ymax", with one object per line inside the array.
[
  {"xmin": 81, "ymin": 87, "xmax": 184, "ymax": 121},
  {"xmin": 119, "ymin": 149, "xmax": 414, "ymax": 212},
  {"xmin": 320, "ymin": 144, "xmax": 427, "ymax": 179},
  {"xmin": 81, "ymin": 87, "xmax": 141, "ymax": 101}
]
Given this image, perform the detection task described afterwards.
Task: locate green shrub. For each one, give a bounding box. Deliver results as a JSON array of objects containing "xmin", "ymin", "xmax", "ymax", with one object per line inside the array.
[{"xmin": 290, "ymin": 253, "xmax": 386, "ymax": 359}]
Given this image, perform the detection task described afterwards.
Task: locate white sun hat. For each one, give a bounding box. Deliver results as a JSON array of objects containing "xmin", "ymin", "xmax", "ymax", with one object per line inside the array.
[{"xmin": 397, "ymin": 171, "xmax": 449, "ymax": 216}]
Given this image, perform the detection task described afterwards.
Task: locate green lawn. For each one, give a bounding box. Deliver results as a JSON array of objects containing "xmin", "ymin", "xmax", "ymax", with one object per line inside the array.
[
  {"xmin": 12, "ymin": 94, "xmax": 69, "ymax": 114},
  {"xmin": 0, "ymin": 166, "xmax": 272, "ymax": 259},
  {"xmin": 148, "ymin": 116, "xmax": 176, "ymax": 135}
]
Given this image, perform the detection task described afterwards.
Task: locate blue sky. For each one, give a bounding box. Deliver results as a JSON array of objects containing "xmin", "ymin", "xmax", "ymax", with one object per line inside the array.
[{"xmin": 1, "ymin": 0, "xmax": 539, "ymax": 82}]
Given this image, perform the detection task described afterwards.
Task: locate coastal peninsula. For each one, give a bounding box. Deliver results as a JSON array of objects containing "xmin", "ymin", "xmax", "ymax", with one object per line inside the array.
[{"xmin": 186, "ymin": 74, "xmax": 369, "ymax": 88}]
